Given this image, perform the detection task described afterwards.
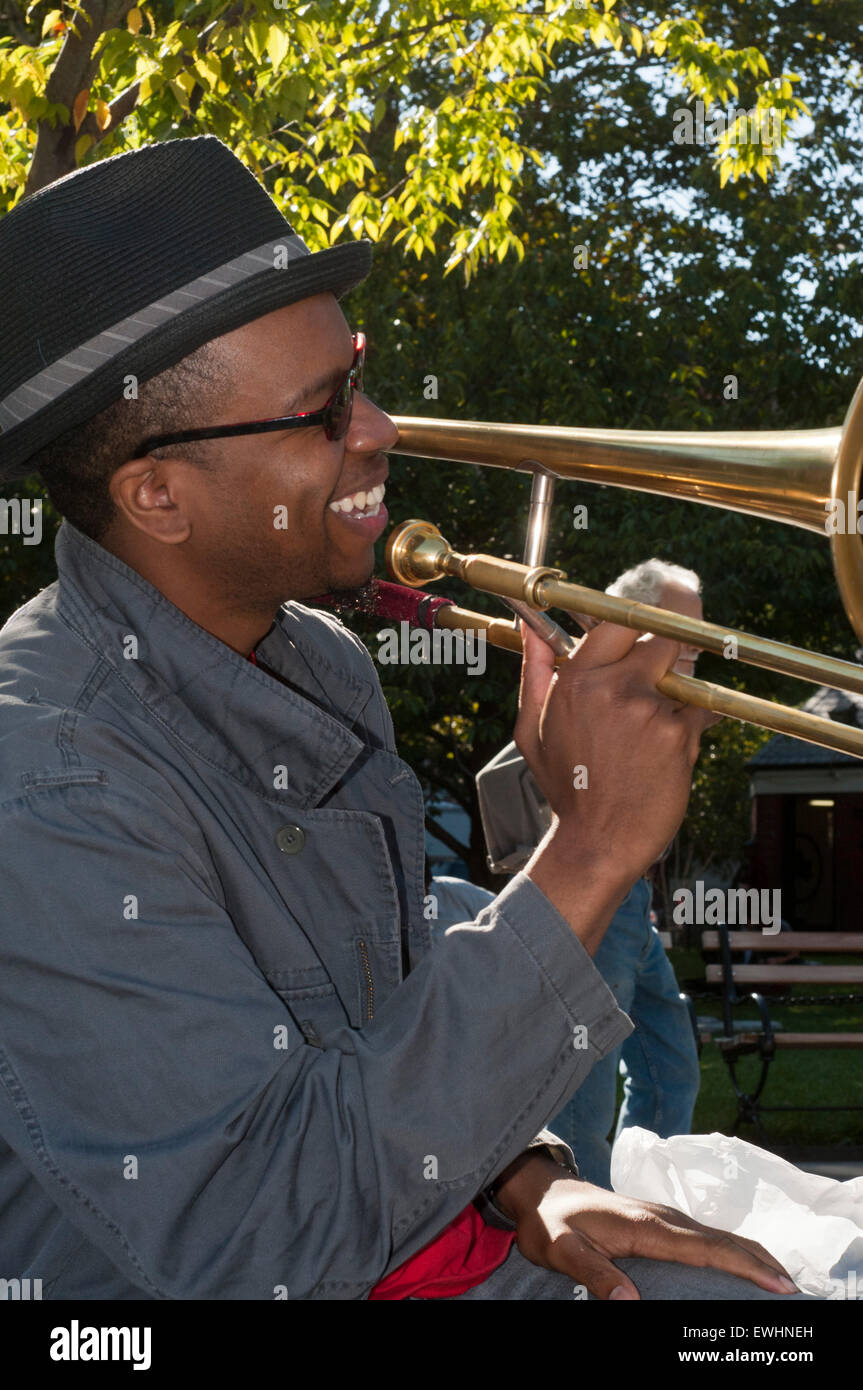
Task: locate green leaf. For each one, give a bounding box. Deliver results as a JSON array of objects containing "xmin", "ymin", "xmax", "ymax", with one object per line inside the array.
[
  {"xmin": 266, "ymin": 27, "xmax": 289, "ymax": 68},
  {"xmin": 40, "ymin": 10, "xmax": 62, "ymax": 38},
  {"xmin": 246, "ymin": 20, "xmax": 269, "ymax": 64},
  {"xmin": 195, "ymin": 54, "xmax": 221, "ymax": 91},
  {"xmin": 169, "ymin": 72, "xmax": 194, "ymax": 110}
]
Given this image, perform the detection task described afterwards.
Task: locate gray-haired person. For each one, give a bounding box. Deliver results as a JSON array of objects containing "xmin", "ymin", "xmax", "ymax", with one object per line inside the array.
[{"xmin": 477, "ymin": 559, "xmax": 703, "ymax": 1190}]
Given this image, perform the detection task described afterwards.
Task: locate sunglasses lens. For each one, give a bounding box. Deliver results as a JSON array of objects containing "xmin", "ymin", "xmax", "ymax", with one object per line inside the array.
[
  {"xmin": 327, "ymin": 383, "xmax": 352, "ymax": 440},
  {"xmin": 325, "ymin": 341, "xmax": 364, "ymax": 440}
]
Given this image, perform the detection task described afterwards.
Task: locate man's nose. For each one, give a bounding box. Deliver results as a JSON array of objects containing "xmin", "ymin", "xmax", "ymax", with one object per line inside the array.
[{"xmin": 347, "ymin": 392, "xmax": 399, "ymax": 454}]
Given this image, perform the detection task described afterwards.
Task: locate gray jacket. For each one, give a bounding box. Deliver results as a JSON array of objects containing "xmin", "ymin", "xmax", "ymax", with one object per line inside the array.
[
  {"xmin": 476, "ymin": 739, "xmax": 553, "ymax": 874},
  {"xmin": 0, "ymin": 522, "xmax": 631, "ymax": 1300}
]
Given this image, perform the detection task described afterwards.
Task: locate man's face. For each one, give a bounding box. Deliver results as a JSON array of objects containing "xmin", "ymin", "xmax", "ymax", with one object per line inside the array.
[
  {"xmin": 658, "ymin": 583, "xmax": 703, "ymax": 676},
  {"xmin": 173, "ymin": 293, "xmax": 397, "ymax": 609}
]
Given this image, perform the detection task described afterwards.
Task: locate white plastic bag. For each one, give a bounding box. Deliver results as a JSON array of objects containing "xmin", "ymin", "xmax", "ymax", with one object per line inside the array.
[{"xmin": 610, "ymin": 1127, "xmax": 863, "ymax": 1298}]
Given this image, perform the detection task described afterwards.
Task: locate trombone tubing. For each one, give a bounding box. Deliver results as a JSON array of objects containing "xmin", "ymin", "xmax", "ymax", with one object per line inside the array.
[
  {"xmin": 423, "ymin": 535, "xmax": 863, "ymax": 697},
  {"xmin": 433, "ymin": 605, "xmax": 863, "ymax": 760},
  {"xmin": 387, "ymin": 520, "xmax": 863, "ymax": 759},
  {"xmin": 389, "ymin": 388, "xmax": 863, "ymax": 650}
]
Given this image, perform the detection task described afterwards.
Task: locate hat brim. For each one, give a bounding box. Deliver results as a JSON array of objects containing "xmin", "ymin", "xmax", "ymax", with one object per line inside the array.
[{"xmin": 0, "ymin": 239, "xmax": 372, "ymax": 482}]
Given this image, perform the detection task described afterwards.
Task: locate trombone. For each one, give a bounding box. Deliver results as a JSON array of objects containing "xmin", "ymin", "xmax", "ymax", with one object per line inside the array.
[{"xmin": 383, "ymin": 378, "xmax": 863, "ymax": 760}]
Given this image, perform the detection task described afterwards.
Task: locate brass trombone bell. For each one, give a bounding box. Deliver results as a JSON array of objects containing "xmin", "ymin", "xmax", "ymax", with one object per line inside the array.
[
  {"xmin": 385, "ymin": 519, "xmax": 863, "ymax": 760},
  {"xmin": 390, "ymin": 374, "xmax": 863, "ymax": 644}
]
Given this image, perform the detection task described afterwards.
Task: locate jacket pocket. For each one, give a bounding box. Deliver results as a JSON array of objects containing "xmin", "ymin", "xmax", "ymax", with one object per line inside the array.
[
  {"xmin": 265, "ymin": 965, "xmax": 352, "ymax": 1047},
  {"xmin": 262, "ymin": 808, "xmax": 405, "ymax": 1027}
]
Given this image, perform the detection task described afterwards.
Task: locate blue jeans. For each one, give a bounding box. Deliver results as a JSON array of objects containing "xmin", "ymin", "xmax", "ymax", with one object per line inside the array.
[{"xmin": 550, "ymin": 878, "xmax": 700, "ymax": 1189}]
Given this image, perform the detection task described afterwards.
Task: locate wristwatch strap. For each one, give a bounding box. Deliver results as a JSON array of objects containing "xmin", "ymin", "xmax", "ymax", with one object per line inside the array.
[{"xmin": 475, "ymin": 1129, "xmax": 580, "ymax": 1231}]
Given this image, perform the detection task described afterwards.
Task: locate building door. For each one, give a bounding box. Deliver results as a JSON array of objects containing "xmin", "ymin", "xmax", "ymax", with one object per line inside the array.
[{"xmin": 791, "ymin": 796, "xmax": 834, "ymax": 929}]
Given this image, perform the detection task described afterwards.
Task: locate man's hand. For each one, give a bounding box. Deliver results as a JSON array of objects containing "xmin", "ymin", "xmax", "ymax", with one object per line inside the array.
[
  {"xmin": 518, "ymin": 621, "xmax": 718, "ymax": 950},
  {"xmin": 493, "ymin": 1153, "xmax": 798, "ymax": 1301},
  {"xmin": 516, "ymin": 620, "xmax": 713, "ymax": 879}
]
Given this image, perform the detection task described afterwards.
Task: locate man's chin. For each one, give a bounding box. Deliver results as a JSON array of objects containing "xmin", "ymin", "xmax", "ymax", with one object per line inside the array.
[{"xmin": 322, "ymin": 553, "xmax": 378, "ymax": 599}]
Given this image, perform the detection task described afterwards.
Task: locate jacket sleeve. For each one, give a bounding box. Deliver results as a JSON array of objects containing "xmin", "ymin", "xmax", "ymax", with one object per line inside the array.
[
  {"xmin": 0, "ymin": 780, "xmax": 631, "ymax": 1300},
  {"xmin": 476, "ymin": 739, "xmax": 553, "ymax": 874}
]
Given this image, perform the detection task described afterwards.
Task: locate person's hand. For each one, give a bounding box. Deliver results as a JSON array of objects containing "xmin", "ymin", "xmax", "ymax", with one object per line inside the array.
[
  {"xmin": 515, "ymin": 620, "xmax": 715, "ymax": 885},
  {"xmin": 494, "ymin": 1154, "xmax": 798, "ymax": 1301}
]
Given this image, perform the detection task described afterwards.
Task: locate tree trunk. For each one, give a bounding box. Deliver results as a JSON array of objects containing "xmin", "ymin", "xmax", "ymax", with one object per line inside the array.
[{"xmin": 24, "ymin": 0, "xmax": 134, "ymax": 196}]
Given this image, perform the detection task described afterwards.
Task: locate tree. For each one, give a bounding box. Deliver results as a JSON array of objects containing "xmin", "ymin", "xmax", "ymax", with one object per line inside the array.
[{"xmin": 1, "ymin": 1, "xmax": 806, "ymax": 269}]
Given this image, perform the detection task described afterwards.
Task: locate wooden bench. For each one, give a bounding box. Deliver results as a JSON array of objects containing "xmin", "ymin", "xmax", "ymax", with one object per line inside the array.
[{"xmin": 700, "ymin": 928, "xmax": 863, "ymax": 1138}]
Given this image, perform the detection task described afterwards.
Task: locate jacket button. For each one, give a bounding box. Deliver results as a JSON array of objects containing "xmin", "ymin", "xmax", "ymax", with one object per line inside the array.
[{"xmin": 275, "ymin": 824, "xmax": 305, "ymax": 855}]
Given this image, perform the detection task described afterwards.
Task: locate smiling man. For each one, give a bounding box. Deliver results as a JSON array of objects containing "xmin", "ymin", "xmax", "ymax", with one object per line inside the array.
[{"xmin": 0, "ymin": 137, "xmax": 813, "ymax": 1302}]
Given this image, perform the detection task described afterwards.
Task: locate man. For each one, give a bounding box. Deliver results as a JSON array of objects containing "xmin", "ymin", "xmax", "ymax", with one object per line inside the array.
[
  {"xmin": 0, "ymin": 136, "xmax": 807, "ymax": 1300},
  {"xmin": 479, "ymin": 561, "xmax": 704, "ymax": 1189}
]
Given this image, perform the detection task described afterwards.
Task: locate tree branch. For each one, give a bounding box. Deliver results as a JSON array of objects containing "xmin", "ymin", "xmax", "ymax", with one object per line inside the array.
[{"xmin": 424, "ymin": 813, "xmax": 469, "ymax": 861}]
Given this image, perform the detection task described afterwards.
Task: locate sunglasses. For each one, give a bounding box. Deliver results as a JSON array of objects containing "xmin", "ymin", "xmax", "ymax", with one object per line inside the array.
[{"xmin": 137, "ymin": 331, "xmax": 366, "ymax": 455}]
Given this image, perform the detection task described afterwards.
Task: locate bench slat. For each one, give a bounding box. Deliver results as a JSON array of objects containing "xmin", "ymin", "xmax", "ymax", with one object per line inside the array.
[
  {"xmin": 705, "ymin": 964, "xmax": 863, "ymax": 984},
  {"xmin": 722, "ymin": 1032, "xmax": 863, "ymax": 1049},
  {"xmin": 701, "ymin": 931, "xmax": 863, "ymax": 952}
]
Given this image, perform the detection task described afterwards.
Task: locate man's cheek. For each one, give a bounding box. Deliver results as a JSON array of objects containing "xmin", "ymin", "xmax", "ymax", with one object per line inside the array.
[{"xmin": 267, "ymin": 491, "xmax": 324, "ymax": 535}]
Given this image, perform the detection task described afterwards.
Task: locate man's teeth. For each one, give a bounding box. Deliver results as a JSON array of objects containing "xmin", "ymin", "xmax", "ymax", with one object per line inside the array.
[{"xmin": 328, "ymin": 482, "xmax": 386, "ymax": 515}]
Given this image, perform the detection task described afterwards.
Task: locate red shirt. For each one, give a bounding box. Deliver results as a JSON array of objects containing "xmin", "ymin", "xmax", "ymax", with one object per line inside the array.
[
  {"xmin": 368, "ymin": 1202, "xmax": 514, "ymax": 1300},
  {"xmin": 248, "ymin": 647, "xmax": 513, "ymax": 1298}
]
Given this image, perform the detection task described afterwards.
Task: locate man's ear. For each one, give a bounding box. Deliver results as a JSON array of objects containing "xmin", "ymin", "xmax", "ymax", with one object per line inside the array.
[{"xmin": 108, "ymin": 453, "xmax": 195, "ymax": 545}]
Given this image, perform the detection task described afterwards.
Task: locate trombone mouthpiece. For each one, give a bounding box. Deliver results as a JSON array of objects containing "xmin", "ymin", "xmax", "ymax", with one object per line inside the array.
[{"xmin": 385, "ymin": 519, "xmax": 449, "ymax": 587}]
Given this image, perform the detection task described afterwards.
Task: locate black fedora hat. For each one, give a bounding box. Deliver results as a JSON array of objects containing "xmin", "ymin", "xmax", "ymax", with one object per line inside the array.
[{"xmin": 0, "ymin": 135, "xmax": 372, "ymax": 482}]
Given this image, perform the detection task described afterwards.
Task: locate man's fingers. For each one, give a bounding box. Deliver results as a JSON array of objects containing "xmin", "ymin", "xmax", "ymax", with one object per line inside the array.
[
  {"xmin": 645, "ymin": 1202, "xmax": 796, "ymax": 1285},
  {"xmin": 560, "ymin": 624, "xmax": 692, "ymax": 717},
  {"xmin": 701, "ymin": 1231, "xmax": 797, "ymax": 1294},
  {"xmin": 559, "ymin": 618, "xmax": 642, "ymax": 673},
  {"xmin": 565, "ymin": 1196, "xmax": 798, "ymax": 1296},
  {"xmin": 616, "ymin": 629, "xmax": 684, "ymax": 687},
  {"xmin": 546, "ymin": 1233, "xmax": 642, "ymax": 1302},
  {"xmin": 640, "ymin": 1218, "xmax": 797, "ymax": 1295},
  {"xmin": 719, "ymin": 1230, "xmax": 796, "ymax": 1284}
]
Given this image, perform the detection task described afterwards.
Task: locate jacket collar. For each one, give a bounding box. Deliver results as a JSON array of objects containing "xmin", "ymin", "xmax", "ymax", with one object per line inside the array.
[{"xmin": 54, "ymin": 521, "xmax": 377, "ymax": 807}]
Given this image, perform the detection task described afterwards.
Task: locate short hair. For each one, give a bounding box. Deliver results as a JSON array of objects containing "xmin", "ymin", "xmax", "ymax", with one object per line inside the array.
[
  {"xmin": 606, "ymin": 557, "xmax": 701, "ymax": 605},
  {"xmin": 31, "ymin": 341, "xmax": 231, "ymax": 543}
]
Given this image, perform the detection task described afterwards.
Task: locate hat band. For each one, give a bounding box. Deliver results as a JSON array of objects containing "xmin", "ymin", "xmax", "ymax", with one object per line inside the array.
[{"xmin": 0, "ymin": 233, "xmax": 310, "ymax": 434}]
